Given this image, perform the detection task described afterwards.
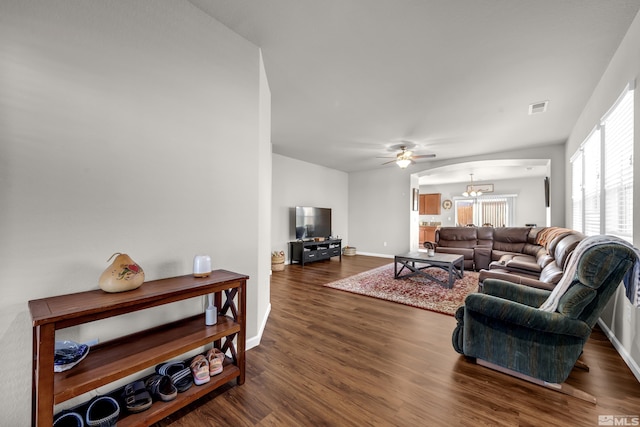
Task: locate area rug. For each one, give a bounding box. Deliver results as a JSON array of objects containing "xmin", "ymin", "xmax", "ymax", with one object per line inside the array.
[{"xmin": 323, "ymin": 263, "xmax": 479, "ymax": 316}]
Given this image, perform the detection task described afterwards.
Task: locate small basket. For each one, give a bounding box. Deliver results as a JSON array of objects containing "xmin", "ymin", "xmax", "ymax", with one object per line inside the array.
[
  {"xmin": 343, "ymin": 247, "xmax": 356, "ymax": 256},
  {"xmin": 271, "ymin": 252, "xmax": 285, "ymax": 271}
]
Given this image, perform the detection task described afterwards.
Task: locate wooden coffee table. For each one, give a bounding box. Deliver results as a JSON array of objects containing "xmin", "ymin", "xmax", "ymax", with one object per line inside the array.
[{"xmin": 394, "ymin": 252, "xmax": 464, "ymax": 288}]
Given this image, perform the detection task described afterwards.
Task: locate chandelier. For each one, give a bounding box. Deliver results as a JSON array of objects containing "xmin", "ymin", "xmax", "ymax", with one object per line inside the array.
[{"xmin": 462, "ymin": 173, "xmax": 482, "ymax": 197}]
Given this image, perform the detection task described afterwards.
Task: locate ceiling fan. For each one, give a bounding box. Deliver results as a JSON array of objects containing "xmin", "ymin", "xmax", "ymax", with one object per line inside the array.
[{"xmin": 379, "ymin": 144, "xmax": 436, "ymax": 168}]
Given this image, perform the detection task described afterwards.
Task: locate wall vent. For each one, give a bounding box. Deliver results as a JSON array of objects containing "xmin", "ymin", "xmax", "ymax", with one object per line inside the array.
[{"xmin": 529, "ymin": 100, "xmax": 549, "ymax": 115}]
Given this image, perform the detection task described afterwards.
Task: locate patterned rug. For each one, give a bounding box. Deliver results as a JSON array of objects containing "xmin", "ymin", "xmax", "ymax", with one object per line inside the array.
[{"xmin": 323, "ymin": 263, "xmax": 479, "ymax": 316}]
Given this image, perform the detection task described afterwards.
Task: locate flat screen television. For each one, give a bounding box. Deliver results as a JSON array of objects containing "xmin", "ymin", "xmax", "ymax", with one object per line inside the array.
[{"xmin": 294, "ymin": 206, "xmax": 332, "ymax": 240}]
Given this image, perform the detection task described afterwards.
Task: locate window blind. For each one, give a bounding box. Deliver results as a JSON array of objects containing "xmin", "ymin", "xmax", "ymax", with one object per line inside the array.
[
  {"xmin": 571, "ymin": 151, "xmax": 583, "ymax": 233},
  {"xmin": 583, "ymin": 129, "xmax": 601, "ymax": 236},
  {"xmin": 454, "ymin": 194, "xmax": 516, "ymax": 227},
  {"xmin": 603, "ymin": 87, "xmax": 634, "ymax": 241}
]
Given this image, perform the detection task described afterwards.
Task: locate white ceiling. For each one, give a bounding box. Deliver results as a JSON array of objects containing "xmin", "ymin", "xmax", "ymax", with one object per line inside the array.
[{"xmin": 191, "ymin": 0, "xmax": 639, "ymax": 180}]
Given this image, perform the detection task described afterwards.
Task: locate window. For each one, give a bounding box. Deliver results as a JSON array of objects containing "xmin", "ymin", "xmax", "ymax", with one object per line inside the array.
[
  {"xmin": 454, "ymin": 194, "xmax": 517, "ymax": 227},
  {"xmin": 603, "ymin": 88, "xmax": 634, "ymax": 241},
  {"xmin": 571, "ymin": 150, "xmax": 583, "ymax": 232},
  {"xmin": 583, "ymin": 129, "xmax": 601, "ymax": 236},
  {"xmin": 571, "ymin": 83, "xmax": 634, "ymax": 241}
]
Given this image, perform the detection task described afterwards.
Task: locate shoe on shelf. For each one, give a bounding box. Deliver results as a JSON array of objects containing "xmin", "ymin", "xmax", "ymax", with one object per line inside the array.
[
  {"xmin": 85, "ymin": 396, "xmax": 119, "ymax": 427},
  {"xmin": 156, "ymin": 360, "xmax": 193, "ymax": 393},
  {"xmin": 189, "ymin": 354, "xmax": 210, "ymax": 385},
  {"xmin": 206, "ymin": 348, "xmax": 225, "ymax": 376},
  {"xmin": 145, "ymin": 374, "xmax": 178, "ymax": 402},
  {"xmin": 121, "ymin": 379, "xmax": 152, "ymax": 413},
  {"xmin": 53, "ymin": 411, "xmax": 84, "ymax": 427}
]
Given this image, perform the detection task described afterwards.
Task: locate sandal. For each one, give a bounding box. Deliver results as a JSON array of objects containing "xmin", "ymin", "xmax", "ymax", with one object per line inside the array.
[
  {"xmin": 156, "ymin": 361, "xmax": 193, "ymax": 393},
  {"xmin": 85, "ymin": 396, "xmax": 120, "ymax": 427},
  {"xmin": 190, "ymin": 354, "xmax": 210, "ymax": 385},
  {"xmin": 121, "ymin": 380, "xmax": 152, "ymax": 413},
  {"xmin": 145, "ymin": 374, "xmax": 177, "ymax": 402},
  {"xmin": 206, "ymin": 348, "xmax": 225, "ymax": 376},
  {"xmin": 53, "ymin": 411, "xmax": 84, "ymax": 427}
]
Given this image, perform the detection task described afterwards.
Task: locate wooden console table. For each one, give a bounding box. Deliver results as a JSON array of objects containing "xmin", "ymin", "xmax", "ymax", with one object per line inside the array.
[{"xmin": 29, "ymin": 270, "xmax": 247, "ymax": 427}]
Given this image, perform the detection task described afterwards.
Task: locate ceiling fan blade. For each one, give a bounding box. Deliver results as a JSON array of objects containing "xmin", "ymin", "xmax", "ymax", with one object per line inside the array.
[
  {"xmin": 412, "ymin": 154, "xmax": 436, "ymax": 159},
  {"xmin": 381, "ymin": 159, "xmax": 397, "ymax": 165},
  {"xmin": 376, "ymin": 156, "xmax": 397, "ymax": 159}
]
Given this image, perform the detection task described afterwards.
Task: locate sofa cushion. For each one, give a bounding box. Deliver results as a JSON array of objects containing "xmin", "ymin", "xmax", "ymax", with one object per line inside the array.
[
  {"xmin": 436, "ymin": 227, "xmax": 478, "ymax": 248},
  {"xmin": 553, "ymin": 233, "xmax": 584, "ymax": 269},
  {"xmin": 538, "ymin": 260, "xmax": 563, "ymax": 285},
  {"xmin": 476, "ymin": 226, "xmax": 494, "ymax": 248},
  {"xmin": 492, "ymin": 227, "xmax": 530, "ymax": 253},
  {"xmin": 502, "ymin": 255, "xmax": 541, "ymax": 274}
]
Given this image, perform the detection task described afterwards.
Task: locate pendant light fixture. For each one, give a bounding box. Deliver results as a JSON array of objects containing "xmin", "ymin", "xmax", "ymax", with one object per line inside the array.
[{"xmin": 462, "ymin": 173, "xmax": 482, "ymax": 197}]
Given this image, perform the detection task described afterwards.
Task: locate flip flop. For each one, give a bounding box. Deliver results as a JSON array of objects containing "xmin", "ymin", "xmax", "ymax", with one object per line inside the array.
[
  {"xmin": 156, "ymin": 361, "xmax": 193, "ymax": 393},
  {"xmin": 121, "ymin": 380, "xmax": 152, "ymax": 413},
  {"xmin": 189, "ymin": 355, "xmax": 210, "ymax": 385}
]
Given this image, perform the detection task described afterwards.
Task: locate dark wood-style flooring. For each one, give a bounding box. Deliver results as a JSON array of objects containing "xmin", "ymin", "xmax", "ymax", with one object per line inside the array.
[{"xmin": 158, "ymin": 255, "xmax": 640, "ymax": 426}]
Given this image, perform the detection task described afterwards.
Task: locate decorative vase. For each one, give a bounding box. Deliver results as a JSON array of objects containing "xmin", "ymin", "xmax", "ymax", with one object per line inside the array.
[{"xmin": 98, "ymin": 253, "xmax": 144, "ymax": 293}]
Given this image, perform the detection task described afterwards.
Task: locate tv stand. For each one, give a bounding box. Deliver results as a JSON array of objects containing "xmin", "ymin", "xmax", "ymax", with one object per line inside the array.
[{"xmin": 289, "ymin": 239, "xmax": 342, "ymax": 266}]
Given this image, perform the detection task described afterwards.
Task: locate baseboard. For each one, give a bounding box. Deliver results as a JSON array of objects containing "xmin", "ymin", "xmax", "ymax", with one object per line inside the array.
[
  {"xmin": 597, "ymin": 318, "xmax": 640, "ymax": 382},
  {"xmin": 246, "ymin": 302, "xmax": 271, "ymax": 351},
  {"xmin": 352, "ymin": 252, "xmax": 394, "ymax": 259}
]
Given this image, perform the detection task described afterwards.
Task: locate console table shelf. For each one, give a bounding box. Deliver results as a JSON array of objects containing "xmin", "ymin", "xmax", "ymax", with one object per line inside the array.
[{"xmin": 29, "ymin": 269, "xmax": 248, "ymax": 427}]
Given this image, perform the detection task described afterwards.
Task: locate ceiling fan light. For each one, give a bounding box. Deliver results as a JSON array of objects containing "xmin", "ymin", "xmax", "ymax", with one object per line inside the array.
[
  {"xmin": 462, "ymin": 191, "xmax": 469, "ymax": 197},
  {"xmin": 396, "ymin": 158, "xmax": 411, "ymax": 168}
]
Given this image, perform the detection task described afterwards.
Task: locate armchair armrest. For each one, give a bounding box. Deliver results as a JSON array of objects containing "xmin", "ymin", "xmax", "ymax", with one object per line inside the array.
[
  {"xmin": 481, "ymin": 278, "xmax": 550, "ymax": 307},
  {"xmin": 464, "ymin": 293, "xmax": 591, "ymax": 337}
]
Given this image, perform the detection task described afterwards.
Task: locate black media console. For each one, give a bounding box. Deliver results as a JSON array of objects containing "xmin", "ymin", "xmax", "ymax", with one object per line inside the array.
[{"xmin": 289, "ymin": 239, "xmax": 342, "ymax": 266}]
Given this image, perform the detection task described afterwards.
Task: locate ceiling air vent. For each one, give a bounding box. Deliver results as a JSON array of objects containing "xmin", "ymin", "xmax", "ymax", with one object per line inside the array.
[{"xmin": 529, "ymin": 100, "xmax": 549, "ymax": 115}]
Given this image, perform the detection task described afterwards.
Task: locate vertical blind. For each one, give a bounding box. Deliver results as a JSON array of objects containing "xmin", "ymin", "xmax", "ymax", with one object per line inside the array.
[{"xmin": 455, "ymin": 195, "xmax": 517, "ymax": 227}]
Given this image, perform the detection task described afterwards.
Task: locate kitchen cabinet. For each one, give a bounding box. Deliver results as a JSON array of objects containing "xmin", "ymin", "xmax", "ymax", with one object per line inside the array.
[
  {"xmin": 419, "ymin": 226, "xmax": 439, "ymax": 245},
  {"xmin": 419, "ymin": 193, "xmax": 441, "ymax": 215}
]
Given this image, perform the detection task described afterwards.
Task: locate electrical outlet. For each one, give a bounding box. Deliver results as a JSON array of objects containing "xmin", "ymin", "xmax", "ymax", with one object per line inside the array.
[{"xmin": 383, "ymin": 241, "xmax": 387, "ymax": 247}]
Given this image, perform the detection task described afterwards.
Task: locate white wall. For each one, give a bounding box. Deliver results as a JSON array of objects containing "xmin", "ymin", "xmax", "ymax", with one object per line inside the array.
[
  {"xmin": 420, "ymin": 176, "xmax": 548, "ymax": 228},
  {"xmin": 254, "ymin": 50, "xmax": 272, "ymax": 347},
  {"xmin": 271, "ymin": 154, "xmax": 349, "ymax": 261},
  {"xmin": 565, "ymin": 10, "xmax": 640, "ymax": 380},
  {"xmin": 349, "ymin": 144, "xmax": 564, "ymax": 257},
  {"xmin": 0, "ymin": 1, "xmax": 270, "ymax": 423},
  {"xmin": 349, "ymin": 167, "xmax": 412, "ymax": 256}
]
